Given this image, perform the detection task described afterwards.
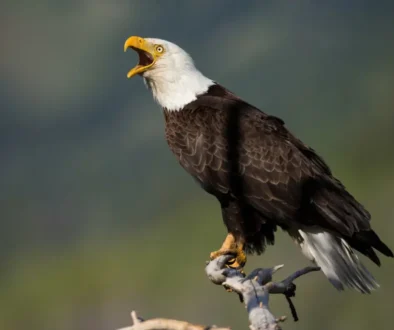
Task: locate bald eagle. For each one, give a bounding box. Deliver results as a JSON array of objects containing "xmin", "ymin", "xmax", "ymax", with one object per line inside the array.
[{"xmin": 124, "ymin": 36, "xmax": 392, "ymax": 293}]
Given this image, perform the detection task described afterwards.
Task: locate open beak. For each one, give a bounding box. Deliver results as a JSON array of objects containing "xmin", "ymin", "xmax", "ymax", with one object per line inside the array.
[{"xmin": 124, "ymin": 36, "xmax": 156, "ymax": 78}]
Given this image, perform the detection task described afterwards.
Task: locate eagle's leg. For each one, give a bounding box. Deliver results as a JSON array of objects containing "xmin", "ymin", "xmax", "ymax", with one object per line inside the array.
[{"xmin": 210, "ymin": 233, "xmax": 247, "ymax": 270}]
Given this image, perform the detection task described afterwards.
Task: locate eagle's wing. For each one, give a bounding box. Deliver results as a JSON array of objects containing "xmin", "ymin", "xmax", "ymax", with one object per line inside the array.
[{"xmin": 166, "ymin": 95, "xmax": 371, "ymax": 237}]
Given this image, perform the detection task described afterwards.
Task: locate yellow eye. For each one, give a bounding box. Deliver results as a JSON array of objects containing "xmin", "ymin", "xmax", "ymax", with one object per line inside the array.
[{"xmin": 155, "ymin": 45, "xmax": 164, "ymax": 53}]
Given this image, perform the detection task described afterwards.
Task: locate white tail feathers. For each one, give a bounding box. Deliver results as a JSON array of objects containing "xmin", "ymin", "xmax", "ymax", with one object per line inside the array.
[{"xmin": 298, "ymin": 229, "xmax": 379, "ymax": 293}]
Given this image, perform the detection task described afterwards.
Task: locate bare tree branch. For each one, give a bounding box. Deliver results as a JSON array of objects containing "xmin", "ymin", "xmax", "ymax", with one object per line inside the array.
[
  {"xmin": 117, "ymin": 256, "xmax": 319, "ymax": 330},
  {"xmin": 205, "ymin": 255, "xmax": 320, "ymax": 330},
  {"xmin": 117, "ymin": 311, "xmax": 230, "ymax": 330}
]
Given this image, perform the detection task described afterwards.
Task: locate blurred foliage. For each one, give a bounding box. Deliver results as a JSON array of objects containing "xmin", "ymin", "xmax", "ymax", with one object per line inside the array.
[{"xmin": 1, "ymin": 1, "xmax": 394, "ymax": 330}]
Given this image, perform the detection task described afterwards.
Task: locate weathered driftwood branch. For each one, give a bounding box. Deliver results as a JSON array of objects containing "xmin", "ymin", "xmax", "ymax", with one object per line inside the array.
[
  {"xmin": 117, "ymin": 310, "xmax": 230, "ymax": 330},
  {"xmin": 117, "ymin": 256, "xmax": 319, "ymax": 330},
  {"xmin": 205, "ymin": 255, "xmax": 320, "ymax": 330}
]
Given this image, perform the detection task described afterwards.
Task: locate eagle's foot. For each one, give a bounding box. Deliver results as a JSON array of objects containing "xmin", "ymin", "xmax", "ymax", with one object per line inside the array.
[
  {"xmin": 210, "ymin": 233, "xmax": 247, "ymax": 270},
  {"xmin": 210, "ymin": 247, "xmax": 247, "ymax": 270}
]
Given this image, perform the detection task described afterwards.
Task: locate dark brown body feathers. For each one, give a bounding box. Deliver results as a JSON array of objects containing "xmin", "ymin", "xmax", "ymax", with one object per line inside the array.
[{"xmin": 163, "ymin": 84, "xmax": 393, "ymax": 263}]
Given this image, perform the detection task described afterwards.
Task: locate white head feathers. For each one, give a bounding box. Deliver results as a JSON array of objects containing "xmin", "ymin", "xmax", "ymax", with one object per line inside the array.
[{"xmin": 141, "ymin": 38, "xmax": 214, "ymax": 111}]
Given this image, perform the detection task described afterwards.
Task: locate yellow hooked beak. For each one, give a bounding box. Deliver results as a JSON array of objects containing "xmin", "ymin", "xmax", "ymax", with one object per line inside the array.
[{"xmin": 124, "ymin": 36, "xmax": 157, "ymax": 78}]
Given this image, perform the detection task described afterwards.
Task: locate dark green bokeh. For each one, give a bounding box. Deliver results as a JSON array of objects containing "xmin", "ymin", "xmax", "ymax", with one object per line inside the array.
[{"xmin": 1, "ymin": 1, "xmax": 393, "ymax": 329}]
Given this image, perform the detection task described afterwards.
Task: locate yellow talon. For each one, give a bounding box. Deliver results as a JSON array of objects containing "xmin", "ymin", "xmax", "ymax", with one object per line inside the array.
[{"xmin": 210, "ymin": 233, "xmax": 247, "ymax": 270}]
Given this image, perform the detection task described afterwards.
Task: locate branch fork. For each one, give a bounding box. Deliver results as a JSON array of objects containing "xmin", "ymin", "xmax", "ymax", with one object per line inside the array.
[{"xmin": 205, "ymin": 255, "xmax": 320, "ymax": 330}]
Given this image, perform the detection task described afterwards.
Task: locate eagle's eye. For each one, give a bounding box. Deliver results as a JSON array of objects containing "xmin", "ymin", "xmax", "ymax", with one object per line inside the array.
[{"xmin": 155, "ymin": 45, "xmax": 164, "ymax": 54}]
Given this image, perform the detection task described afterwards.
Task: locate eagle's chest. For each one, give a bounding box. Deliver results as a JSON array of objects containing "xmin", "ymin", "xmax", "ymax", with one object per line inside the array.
[
  {"xmin": 163, "ymin": 110, "xmax": 206, "ymax": 159},
  {"xmin": 163, "ymin": 108, "xmax": 225, "ymax": 195}
]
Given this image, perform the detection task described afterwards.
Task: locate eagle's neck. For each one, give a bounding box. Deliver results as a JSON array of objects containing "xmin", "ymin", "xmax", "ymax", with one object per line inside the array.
[{"xmin": 144, "ymin": 69, "xmax": 214, "ymax": 112}]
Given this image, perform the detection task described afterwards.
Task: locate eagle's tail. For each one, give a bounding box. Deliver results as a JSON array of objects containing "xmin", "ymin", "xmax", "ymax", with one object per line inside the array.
[{"xmin": 298, "ymin": 229, "xmax": 379, "ymax": 293}]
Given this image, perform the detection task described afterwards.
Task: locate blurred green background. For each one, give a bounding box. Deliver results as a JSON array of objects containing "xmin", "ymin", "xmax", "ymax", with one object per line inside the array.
[{"xmin": 1, "ymin": 1, "xmax": 394, "ymax": 329}]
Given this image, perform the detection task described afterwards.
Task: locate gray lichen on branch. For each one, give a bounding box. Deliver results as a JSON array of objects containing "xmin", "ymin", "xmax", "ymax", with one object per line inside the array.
[{"xmin": 205, "ymin": 255, "xmax": 320, "ymax": 330}]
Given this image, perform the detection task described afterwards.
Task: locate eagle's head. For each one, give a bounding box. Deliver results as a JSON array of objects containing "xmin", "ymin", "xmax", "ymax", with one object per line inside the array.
[{"xmin": 124, "ymin": 36, "xmax": 213, "ymax": 111}]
